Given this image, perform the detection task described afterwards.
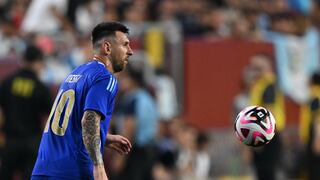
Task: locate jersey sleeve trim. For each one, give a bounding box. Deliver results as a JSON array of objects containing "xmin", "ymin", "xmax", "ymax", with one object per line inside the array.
[{"xmin": 106, "ymin": 76, "xmax": 117, "ymax": 93}]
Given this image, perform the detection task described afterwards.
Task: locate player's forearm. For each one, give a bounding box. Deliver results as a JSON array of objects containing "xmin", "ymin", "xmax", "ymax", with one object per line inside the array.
[{"xmin": 82, "ymin": 110, "xmax": 103, "ymax": 165}]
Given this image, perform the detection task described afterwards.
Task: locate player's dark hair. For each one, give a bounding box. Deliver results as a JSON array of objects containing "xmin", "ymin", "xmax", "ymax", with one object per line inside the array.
[
  {"xmin": 91, "ymin": 22, "xmax": 129, "ymax": 46},
  {"xmin": 24, "ymin": 44, "xmax": 44, "ymax": 63}
]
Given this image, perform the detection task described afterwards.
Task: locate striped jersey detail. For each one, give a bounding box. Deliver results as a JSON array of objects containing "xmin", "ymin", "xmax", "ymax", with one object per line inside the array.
[{"xmin": 106, "ymin": 76, "xmax": 117, "ymax": 93}]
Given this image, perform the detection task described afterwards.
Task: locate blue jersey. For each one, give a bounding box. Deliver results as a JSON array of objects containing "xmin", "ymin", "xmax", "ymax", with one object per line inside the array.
[{"xmin": 32, "ymin": 60, "xmax": 118, "ymax": 179}]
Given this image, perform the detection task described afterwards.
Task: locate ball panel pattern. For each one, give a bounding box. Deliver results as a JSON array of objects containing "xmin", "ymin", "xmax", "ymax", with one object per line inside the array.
[{"xmin": 234, "ymin": 106, "xmax": 276, "ymax": 147}]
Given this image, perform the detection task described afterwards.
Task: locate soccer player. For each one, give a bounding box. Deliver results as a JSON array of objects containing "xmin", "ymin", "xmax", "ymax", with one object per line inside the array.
[{"xmin": 31, "ymin": 22, "xmax": 133, "ymax": 180}]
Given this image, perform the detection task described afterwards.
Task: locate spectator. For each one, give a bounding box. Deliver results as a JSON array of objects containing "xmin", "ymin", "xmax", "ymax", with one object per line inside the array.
[
  {"xmin": 263, "ymin": 12, "xmax": 320, "ymax": 103},
  {"xmin": 21, "ymin": 0, "xmax": 68, "ymax": 34},
  {"xmin": 0, "ymin": 18, "xmax": 24, "ymax": 58},
  {"xmin": 154, "ymin": 69, "xmax": 179, "ymax": 121},
  {"xmin": 194, "ymin": 132, "xmax": 211, "ymax": 180},
  {"xmin": 299, "ymin": 72, "xmax": 320, "ymax": 180},
  {"xmin": 0, "ymin": 44, "xmax": 52, "ymax": 179},
  {"xmin": 247, "ymin": 54, "xmax": 285, "ymax": 180},
  {"xmin": 113, "ymin": 63, "xmax": 159, "ymax": 180},
  {"xmin": 75, "ymin": 0, "xmax": 104, "ymax": 35},
  {"xmin": 175, "ymin": 122, "xmax": 197, "ymax": 180}
]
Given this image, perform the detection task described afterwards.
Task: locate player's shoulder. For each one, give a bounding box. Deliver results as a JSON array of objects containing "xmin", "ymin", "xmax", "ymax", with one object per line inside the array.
[
  {"xmin": 69, "ymin": 61, "xmax": 118, "ymax": 92},
  {"xmin": 105, "ymin": 74, "xmax": 118, "ymax": 94},
  {"xmin": 76, "ymin": 60, "xmax": 111, "ymax": 80}
]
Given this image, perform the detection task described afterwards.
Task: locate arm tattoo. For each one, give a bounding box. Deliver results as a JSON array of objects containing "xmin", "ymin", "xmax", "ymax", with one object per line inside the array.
[{"xmin": 82, "ymin": 110, "xmax": 103, "ymax": 165}]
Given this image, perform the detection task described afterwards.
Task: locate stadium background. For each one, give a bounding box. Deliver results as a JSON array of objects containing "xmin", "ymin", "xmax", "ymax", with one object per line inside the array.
[{"xmin": 0, "ymin": 0, "xmax": 318, "ymax": 179}]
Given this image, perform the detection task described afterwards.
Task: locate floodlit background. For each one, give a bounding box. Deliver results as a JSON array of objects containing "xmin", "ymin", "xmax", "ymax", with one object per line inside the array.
[{"xmin": 0, "ymin": 0, "xmax": 319, "ymax": 179}]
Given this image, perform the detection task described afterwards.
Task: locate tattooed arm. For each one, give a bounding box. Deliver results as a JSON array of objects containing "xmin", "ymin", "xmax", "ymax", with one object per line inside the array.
[{"xmin": 82, "ymin": 110, "xmax": 108, "ymax": 180}]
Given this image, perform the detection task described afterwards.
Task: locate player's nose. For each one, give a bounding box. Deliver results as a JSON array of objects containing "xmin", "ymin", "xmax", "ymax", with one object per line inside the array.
[{"xmin": 127, "ymin": 46, "xmax": 133, "ymax": 56}]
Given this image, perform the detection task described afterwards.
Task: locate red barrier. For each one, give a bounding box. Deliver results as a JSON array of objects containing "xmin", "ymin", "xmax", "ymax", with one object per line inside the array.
[{"xmin": 183, "ymin": 38, "xmax": 299, "ymax": 129}]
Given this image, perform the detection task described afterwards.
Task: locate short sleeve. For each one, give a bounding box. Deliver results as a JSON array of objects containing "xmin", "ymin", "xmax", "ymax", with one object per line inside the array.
[{"xmin": 84, "ymin": 79, "xmax": 112, "ymax": 120}]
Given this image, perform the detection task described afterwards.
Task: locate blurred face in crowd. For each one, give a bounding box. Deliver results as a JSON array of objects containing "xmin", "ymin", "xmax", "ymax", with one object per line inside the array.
[
  {"xmin": 108, "ymin": 31, "xmax": 133, "ymax": 73},
  {"xmin": 232, "ymin": 17, "xmax": 250, "ymax": 39},
  {"xmin": 249, "ymin": 55, "xmax": 272, "ymax": 80}
]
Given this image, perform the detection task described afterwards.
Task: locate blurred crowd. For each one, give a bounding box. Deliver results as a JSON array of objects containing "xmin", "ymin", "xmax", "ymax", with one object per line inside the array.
[
  {"xmin": 1, "ymin": 0, "xmax": 320, "ymax": 94},
  {"xmin": 1, "ymin": 0, "xmax": 320, "ymax": 179}
]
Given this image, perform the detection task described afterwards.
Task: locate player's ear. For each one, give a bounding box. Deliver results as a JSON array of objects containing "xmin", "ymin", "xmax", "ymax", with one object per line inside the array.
[{"xmin": 103, "ymin": 41, "xmax": 111, "ymax": 55}]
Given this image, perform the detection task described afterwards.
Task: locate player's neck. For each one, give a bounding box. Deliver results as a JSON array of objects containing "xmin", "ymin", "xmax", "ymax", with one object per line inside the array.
[{"xmin": 93, "ymin": 55, "xmax": 114, "ymax": 73}]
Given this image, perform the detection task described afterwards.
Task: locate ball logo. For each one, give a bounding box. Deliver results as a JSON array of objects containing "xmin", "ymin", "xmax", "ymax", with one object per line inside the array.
[{"xmin": 257, "ymin": 111, "xmax": 265, "ymax": 118}]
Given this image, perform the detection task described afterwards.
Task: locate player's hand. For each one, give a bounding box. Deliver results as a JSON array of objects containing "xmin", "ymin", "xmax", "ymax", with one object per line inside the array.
[
  {"xmin": 93, "ymin": 165, "xmax": 108, "ymax": 180},
  {"xmin": 106, "ymin": 134, "xmax": 132, "ymax": 155}
]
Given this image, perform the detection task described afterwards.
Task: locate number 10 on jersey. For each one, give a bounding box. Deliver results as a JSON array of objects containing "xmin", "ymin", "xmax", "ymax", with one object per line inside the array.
[{"xmin": 44, "ymin": 89, "xmax": 75, "ymax": 136}]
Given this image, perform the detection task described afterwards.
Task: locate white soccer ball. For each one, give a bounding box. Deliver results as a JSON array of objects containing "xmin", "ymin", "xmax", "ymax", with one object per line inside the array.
[{"xmin": 234, "ymin": 106, "xmax": 276, "ymax": 147}]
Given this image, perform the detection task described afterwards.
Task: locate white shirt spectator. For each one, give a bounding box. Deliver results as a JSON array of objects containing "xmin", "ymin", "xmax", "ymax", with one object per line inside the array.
[
  {"xmin": 21, "ymin": 0, "xmax": 67, "ymax": 34},
  {"xmin": 195, "ymin": 151, "xmax": 211, "ymax": 180},
  {"xmin": 75, "ymin": 0, "xmax": 104, "ymax": 35},
  {"xmin": 155, "ymin": 74, "xmax": 178, "ymax": 121}
]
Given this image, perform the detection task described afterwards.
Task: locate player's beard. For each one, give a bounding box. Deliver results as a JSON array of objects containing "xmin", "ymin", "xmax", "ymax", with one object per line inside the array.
[{"xmin": 112, "ymin": 58, "xmax": 125, "ymax": 73}]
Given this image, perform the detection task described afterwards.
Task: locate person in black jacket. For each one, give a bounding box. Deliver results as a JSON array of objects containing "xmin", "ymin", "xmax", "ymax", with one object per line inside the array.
[{"xmin": 0, "ymin": 44, "xmax": 52, "ymax": 180}]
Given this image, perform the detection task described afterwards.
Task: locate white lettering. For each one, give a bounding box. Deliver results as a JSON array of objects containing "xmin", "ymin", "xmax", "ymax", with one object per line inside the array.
[{"xmin": 65, "ymin": 75, "xmax": 82, "ymax": 83}]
